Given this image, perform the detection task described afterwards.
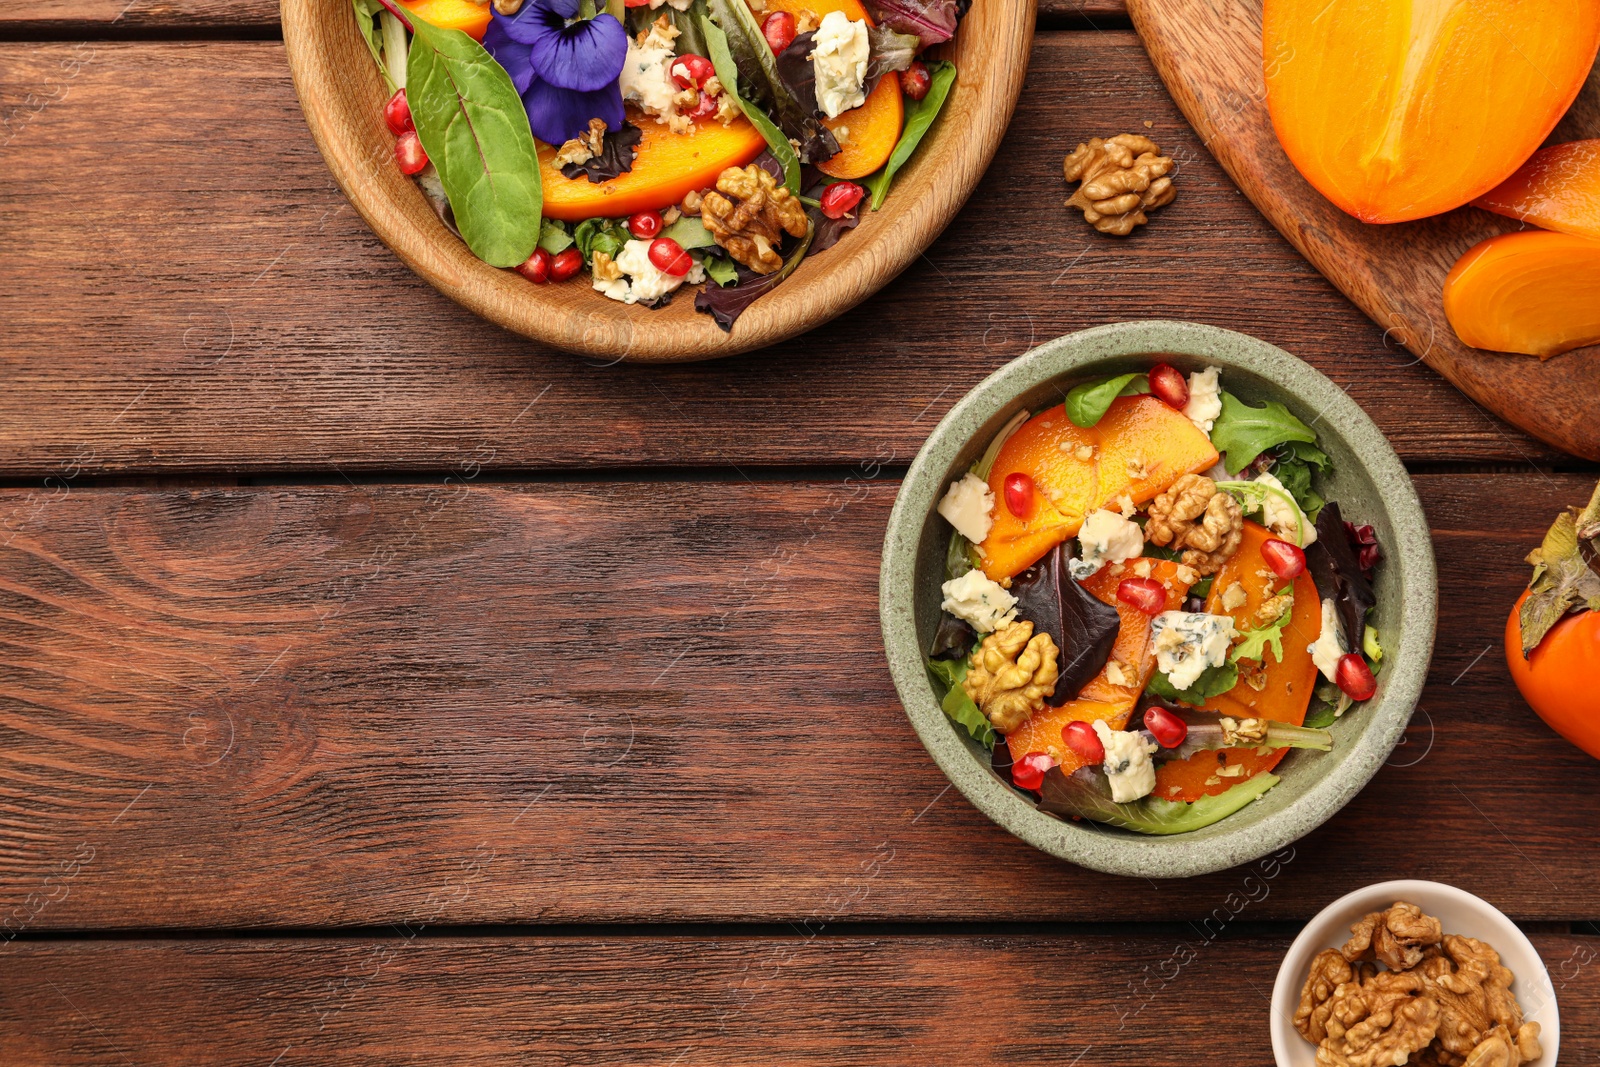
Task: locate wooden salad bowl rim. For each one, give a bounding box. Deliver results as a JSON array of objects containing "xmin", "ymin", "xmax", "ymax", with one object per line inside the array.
[{"xmin": 280, "ymin": 0, "xmax": 1036, "ymax": 362}]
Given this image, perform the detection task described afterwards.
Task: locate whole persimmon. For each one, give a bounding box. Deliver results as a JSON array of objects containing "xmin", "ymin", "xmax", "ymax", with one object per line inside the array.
[{"xmin": 1504, "ymin": 480, "xmax": 1600, "ymax": 760}]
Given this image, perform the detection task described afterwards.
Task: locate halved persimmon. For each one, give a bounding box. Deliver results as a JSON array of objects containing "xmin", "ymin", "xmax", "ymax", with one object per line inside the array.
[
  {"xmin": 1262, "ymin": 0, "xmax": 1600, "ymax": 223},
  {"xmin": 537, "ymin": 107, "xmax": 768, "ymax": 221},
  {"xmin": 1474, "ymin": 140, "xmax": 1600, "ymax": 241},
  {"xmin": 1444, "ymin": 230, "xmax": 1600, "ymax": 359}
]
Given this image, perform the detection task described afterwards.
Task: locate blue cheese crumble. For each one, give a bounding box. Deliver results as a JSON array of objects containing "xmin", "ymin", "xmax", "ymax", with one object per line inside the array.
[
  {"xmin": 937, "ymin": 473, "xmax": 995, "ymax": 544},
  {"xmin": 1308, "ymin": 596, "xmax": 1345, "ymax": 682},
  {"xmin": 1183, "ymin": 366, "xmax": 1222, "ymax": 433},
  {"xmin": 1093, "ymin": 720, "xmax": 1158, "ymax": 802},
  {"xmin": 1150, "ymin": 610, "xmax": 1238, "ymax": 690},
  {"xmin": 940, "ymin": 569, "xmax": 1017, "ymax": 633},
  {"xmin": 811, "ymin": 11, "xmax": 869, "ymax": 119},
  {"xmin": 1069, "ymin": 508, "xmax": 1145, "ymax": 580}
]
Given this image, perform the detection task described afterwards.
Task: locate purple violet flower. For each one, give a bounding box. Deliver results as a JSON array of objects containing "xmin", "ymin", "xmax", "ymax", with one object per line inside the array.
[{"xmin": 484, "ymin": 0, "xmax": 627, "ymax": 146}]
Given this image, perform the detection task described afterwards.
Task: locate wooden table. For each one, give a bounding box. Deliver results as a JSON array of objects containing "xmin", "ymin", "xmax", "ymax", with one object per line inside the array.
[{"xmin": 3, "ymin": 3, "xmax": 1598, "ymax": 1063}]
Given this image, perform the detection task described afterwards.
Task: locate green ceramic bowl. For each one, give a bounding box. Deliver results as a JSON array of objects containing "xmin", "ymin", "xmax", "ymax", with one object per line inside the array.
[{"xmin": 880, "ymin": 321, "xmax": 1437, "ymax": 878}]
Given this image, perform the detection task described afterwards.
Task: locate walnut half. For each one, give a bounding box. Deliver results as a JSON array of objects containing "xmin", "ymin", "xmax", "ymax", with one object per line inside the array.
[
  {"xmin": 1063, "ymin": 134, "xmax": 1176, "ymax": 236},
  {"xmin": 963, "ymin": 620, "xmax": 1059, "ymax": 733},
  {"xmin": 1144, "ymin": 474, "xmax": 1244, "ymax": 576},
  {"xmin": 701, "ymin": 164, "xmax": 809, "ymax": 274}
]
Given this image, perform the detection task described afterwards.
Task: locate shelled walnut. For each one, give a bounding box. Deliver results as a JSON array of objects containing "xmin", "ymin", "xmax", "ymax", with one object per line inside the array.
[
  {"xmin": 1063, "ymin": 134, "xmax": 1175, "ymax": 235},
  {"xmin": 1144, "ymin": 474, "xmax": 1244, "ymax": 575},
  {"xmin": 962, "ymin": 620, "xmax": 1059, "ymax": 733},
  {"xmin": 701, "ymin": 164, "xmax": 809, "ymax": 274}
]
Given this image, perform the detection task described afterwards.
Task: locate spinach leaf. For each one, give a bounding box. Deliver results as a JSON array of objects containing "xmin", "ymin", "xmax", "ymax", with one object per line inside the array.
[
  {"xmin": 1063, "ymin": 372, "xmax": 1146, "ymax": 428},
  {"xmin": 351, "ymin": 0, "xmax": 397, "ymax": 92},
  {"xmin": 1147, "ymin": 662, "xmax": 1240, "ymax": 706},
  {"xmin": 661, "ymin": 214, "xmax": 719, "ymax": 250},
  {"xmin": 406, "ymin": 16, "xmax": 542, "ymax": 267},
  {"xmin": 538, "ymin": 219, "xmax": 574, "ymax": 255},
  {"xmin": 926, "ymin": 657, "xmax": 996, "ymax": 748},
  {"xmin": 1210, "ymin": 392, "xmax": 1318, "ymax": 474},
  {"xmin": 701, "ymin": 11, "xmax": 802, "ymax": 192},
  {"xmin": 866, "ymin": 60, "xmax": 956, "ymax": 209}
]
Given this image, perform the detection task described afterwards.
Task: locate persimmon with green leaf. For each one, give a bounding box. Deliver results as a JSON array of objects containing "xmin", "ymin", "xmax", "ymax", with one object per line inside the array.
[
  {"xmin": 1506, "ymin": 479, "xmax": 1600, "ymax": 760},
  {"xmin": 1262, "ymin": 0, "xmax": 1600, "ymax": 223}
]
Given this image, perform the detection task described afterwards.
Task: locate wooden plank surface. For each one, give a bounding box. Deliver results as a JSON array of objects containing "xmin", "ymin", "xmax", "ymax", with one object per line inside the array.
[
  {"xmin": 0, "ymin": 35, "xmax": 1563, "ymax": 478},
  {"xmin": 4, "ymin": 933, "xmax": 1595, "ymax": 1065},
  {"xmin": 2, "ymin": 473, "xmax": 1595, "ymax": 931},
  {"xmin": 0, "ymin": 0, "xmax": 1126, "ymax": 34}
]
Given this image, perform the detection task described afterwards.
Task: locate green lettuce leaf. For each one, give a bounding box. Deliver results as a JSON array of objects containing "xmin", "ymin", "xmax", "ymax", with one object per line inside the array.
[
  {"xmin": 1211, "ymin": 392, "xmax": 1318, "ymax": 474},
  {"xmin": 926, "ymin": 657, "xmax": 995, "ymax": 748},
  {"xmin": 1230, "ymin": 594, "xmax": 1293, "ymax": 665},
  {"xmin": 406, "ymin": 16, "xmax": 542, "ymax": 267},
  {"xmin": 701, "ymin": 6, "xmax": 802, "ymax": 190},
  {"xmin": 661, "ymin": 214, "xmax": 719, "ymax": 250},
  {"xmin": 538, "ymin": 219, "xmax": 574, "ymax": 255},
  {"xmin": 866, "ymin": 60, "xmax": 957, "ymax": 209},
  {"xmin": 1039, "ymin": 766, "xmax": 1280, "ymax": 835},
  {"xmin": 351, "ymin": 0, "xmax": 397, "ymax": 91}
]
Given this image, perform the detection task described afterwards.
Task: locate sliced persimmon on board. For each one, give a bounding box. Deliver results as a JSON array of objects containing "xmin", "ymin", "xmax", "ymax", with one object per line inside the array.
[
  {"xmin": 1003, "ymin": 558, "xmax": 1198, "ymax": 774},
  {"xmin": 1153, "ymin": 522, "xmax": 1319, "ymax": 803},
  {"xmin": 538, "ymin": 107, "xmax": 768, "ymax": 221},
  {"xmin": 1262, "ymin": 0, "xmax": 1600, "ymax": 223},
  {"xmin": 977, "ymin": 396, "xmax": 1219, "ymax": 581},
  {"xmin": 1443, "ymin": 231, "xmax": 1600, "ymax": 358},
  {"xmin": 1474, "ymin": 140, "xmax": 1600, "ymax": 240}
]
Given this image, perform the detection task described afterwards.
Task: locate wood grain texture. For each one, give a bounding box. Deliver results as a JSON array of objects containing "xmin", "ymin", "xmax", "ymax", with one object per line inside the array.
[
  {"xmin": 1129, "ymin": 0, "xmax": 1600, "ymax": 460},
  {"xmin": 3, "ymin": 933, "xmax": 1595, "ymax": 1065},
  {"xmin": 0, "ymin": 36, "xmax": 1563, "ymax": 475},
  {"xmin": 280, "ymin": 0, "xmax": 1035, "ymax": 361},
  {"xmin": 1, "ymin": 473, "xmax": 1597, "ymax": 931}
]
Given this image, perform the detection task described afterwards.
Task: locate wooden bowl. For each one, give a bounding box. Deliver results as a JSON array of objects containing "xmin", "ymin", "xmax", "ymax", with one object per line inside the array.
[{"xmin": 280, "ymin": 0, "xmax": 1035, "ymax": 362}]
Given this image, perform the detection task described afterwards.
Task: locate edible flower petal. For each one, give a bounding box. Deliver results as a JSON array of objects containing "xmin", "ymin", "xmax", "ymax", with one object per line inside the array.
[{"xmin": 484, "ymin": 0, "xmax": 628, "ymax": 145}]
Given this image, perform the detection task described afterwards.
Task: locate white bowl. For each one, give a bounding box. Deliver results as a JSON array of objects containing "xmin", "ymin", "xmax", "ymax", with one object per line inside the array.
[{"xmin": 1270, "ymin": 880, "xmax": 1561, "ymax": 1067}]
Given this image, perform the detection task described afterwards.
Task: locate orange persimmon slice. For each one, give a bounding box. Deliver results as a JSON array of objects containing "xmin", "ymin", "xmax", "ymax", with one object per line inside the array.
[
  {"xmin": 399, "ymin": 0, "xmax": 491, "ymax": 40},
  {"xmin": 538, "ymin": 107, "xmax": 768, "ymax": 221},
  {"xmin": 1262, "ymin": 0, "xmax": 1600, "ymax": 223},
  {"xmin": 977, "ymin": 396, "xmax": 1219, "ymax": 582},
  {"xmin": 1443, "ymin": 230, "xmax": 1600, "ymax": 359},
  {"xmin": 1474, "ymin": 140, "xmax": 1600, "ymax": 241}
]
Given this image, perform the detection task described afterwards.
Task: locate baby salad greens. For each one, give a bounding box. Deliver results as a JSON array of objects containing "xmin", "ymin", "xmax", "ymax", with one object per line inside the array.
[
  {"xmin": 1209, "ymin": 392, "xmax": 1318, "ymax": 473},
  {"xmin": 866, "ymin": 60, "xmax": 958, "ymax": 209}
]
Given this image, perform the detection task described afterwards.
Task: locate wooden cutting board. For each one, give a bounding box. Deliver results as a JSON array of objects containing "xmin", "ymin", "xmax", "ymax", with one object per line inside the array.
[{"xmin": 1128, "ymin": 0, "xmax": 1600, "ymax": 460}]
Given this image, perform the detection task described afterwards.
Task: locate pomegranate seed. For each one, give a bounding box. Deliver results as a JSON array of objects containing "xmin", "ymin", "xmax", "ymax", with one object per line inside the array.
[
  {"xmin": 1143, "ymin": 706, "xmax": 1188, "ymax": 748},
  {"xmin": 624, "ymin": 0, "xmax": 652, "ymax": 6},
  {"xmin": 1003, "ymin": 472, "xmax": 1034, "ymax": 518},
  {"xmin": 394, "ymin": 130, "xmax": 428, "ymax": 175},
  {"xmin": 515, "ymin": 247, "xmax": 552, "ymax": 284},
  {"xmin": 548, "ymin": 247, "xmax": 584, "ymax": 282},
  {"xmin": 1148, "ymin": 363, "xmax": 1189, "ymax": 409},
  {"xmin": 1061, "ymin": 720, "xmax": 1104, "ymax": 764},
  {"xmin": 1261, "ymin": 538, "xmax": 1307, "ymax": 581},
  {"xmin": 1116, "ymin": 577, "xmax": 1167, "ymax": 616},
  {"xmin": 384, "ymin": 88, "xmax": 413, "ymax": 135},
  {"xmin": 819, "ymin": 181, "xmax": 866, "ymax": 219},
  {"xmin": 628, "ymin": 211, "xmax": 663, "ymax": 239},
  {"xmin": 670, "ymin": 54, "xmax": 716, "ymax": 89},
  {"xmin": 1011, "ymin": 751, "xmax": 1055, "ymax": 791},
  {"xmin": 901, "ymin": 61, "xmax": 931, "ymax": 101},
  {"xmin": 1345, "ymin": 522, "xmax": 1381, "ymax": 574},
  {"xmin": 688, "ymin": 89, "xmax": 721, "ymax": 120},
  {"xmin": 649, "ymin": 237, "xmax": 694, "ymax": 277},
  {"xmin": 1335, "ymin": 654, "xmax": 1377, "ymax": 701},
  {"xmin": 762, "ymin": 10, "xmax": 796, "ymax": 52}
]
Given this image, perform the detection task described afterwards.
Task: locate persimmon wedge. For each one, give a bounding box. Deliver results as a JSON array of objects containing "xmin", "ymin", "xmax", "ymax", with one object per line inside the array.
[
  {"xmin": 1444, "ymin": 231, "xmax": 1600, "ymax": 359},
  {"xmin": 1262, "ymin": 0, "xmax": 1600, "ymax": 223},
  {"xmin": 1474, "ymin": 140, "xmax": 1600, "ymax": 240},
  {"xmin": 398, "ymin": 0, "xmax": 490, "ymax": 39},
  {"xmin": 977, "ymin": 396, "xmax": 1220, "ymax": 581},
  {"xmin": 537, "ymin": 107, "xmax": 767, "ymax": 221},
  {"xmin": 763, "ymin": 0, "xmax": 905, "ymax": 180}
]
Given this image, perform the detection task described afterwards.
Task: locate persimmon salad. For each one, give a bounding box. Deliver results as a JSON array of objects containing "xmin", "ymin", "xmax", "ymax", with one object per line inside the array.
[
  {"xmin": 351, "ymin": 0, "xmax": 964, "ymax": 328},
  {"xmin": 926, "ymin": 364, "xmax": 1387, "ymax": 834}
]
